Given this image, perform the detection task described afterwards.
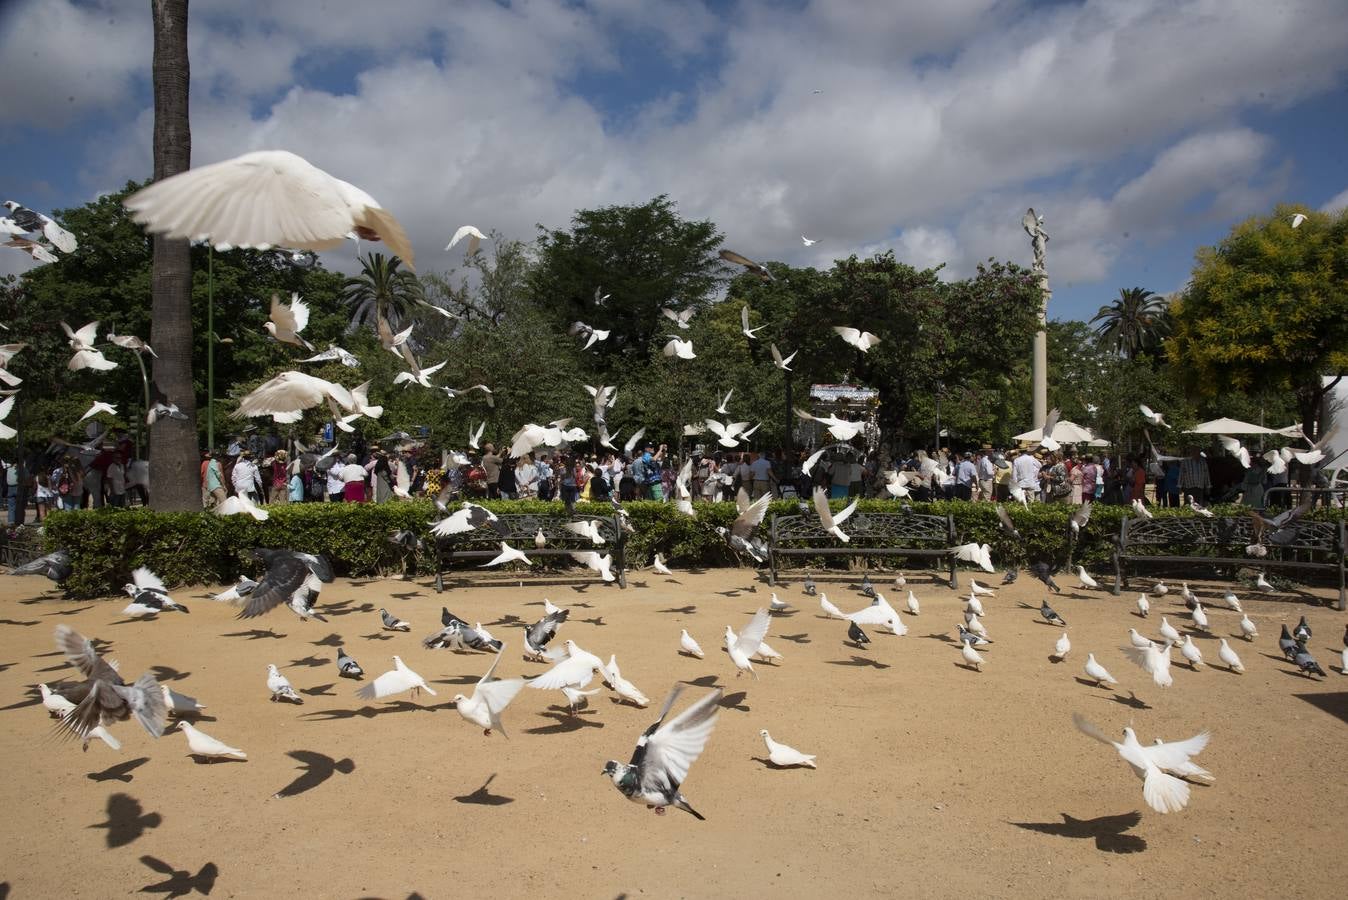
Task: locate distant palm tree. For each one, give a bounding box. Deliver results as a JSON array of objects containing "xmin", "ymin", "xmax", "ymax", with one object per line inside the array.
[
  {"xmin": 342, "ymin": 252, "xmax": 423, "ymax": 335},
  {"xmin": 1090, "ymin": 287, "xmax": 1170, "ymax": 359}
]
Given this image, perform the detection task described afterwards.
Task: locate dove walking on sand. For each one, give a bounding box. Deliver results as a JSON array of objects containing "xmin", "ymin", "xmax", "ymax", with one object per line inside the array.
[
  {"xmin": 1179, "ymin": 635, "xmax": 1204, "ymax": 670},
  {"xmin": 380, "ymin": 608, "xmax": 411, "ymax": 631},
  {"xmin": 1216, "ymin": 638, "xmax": 1244, "ymax": 673},
  {"xmin": 680, "ymin": 630, "xmax": 705, "ymax": 659},
  {"xmin": 1136, "ymin": 594, "xmax": 1150, "ymax": 618},
  {"xmin": 177, "ymin": 722, "xmax": 247, "ymax": 761},
  {"xmin": 1053, "ymin": 632, "xmax": 1071, "ymax": 661},
  {"xmin": 1159, "ymin": 617, "xmax": 1183, "ymax": 645},
  {"xmin": 906, "ymin": 591, "xmax": 920, "ymax": 616},
  {"xmin": 1238, "ymin": 614, "xmax": 1258, "ymax": 641},
  {"xmin": 961, "ymin": 642, "xmax": 985, "ymax": 671},
  {"xmin": 604, "ymin": 655, "xmax": 650, "ymax": 707},
  {"xmin": 266, "ymin": 664, "xmax": 303, "ymax": 703},
  {"xmin": 1084, "ymin": 654, "xmax": 1117, "ymax": 687},
  {"xmin": 760, "ymin": 730, "xmax": 816, "ymax": 768},
  {"xmin": 1076, "ymin": 567, "xmax": 1098, "ymax": 590}
]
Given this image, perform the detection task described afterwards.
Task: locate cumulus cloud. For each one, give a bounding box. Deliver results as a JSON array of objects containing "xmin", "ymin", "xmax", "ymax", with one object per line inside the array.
[
  {"xmin": 3, "ymin": 0, "xmax": 1346, "ymax": 310},
  {"xmin": 1322, "ymin": 187, "xmax": 1348, "ymax": 214}
]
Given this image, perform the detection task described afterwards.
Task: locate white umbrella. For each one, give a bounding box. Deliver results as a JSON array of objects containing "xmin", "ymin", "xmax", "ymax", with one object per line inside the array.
[
  {"xmin": 1013, "ymin": 420, "xmax": 1097, "ymax": 444},
  {"xmin": 1184, "ymin": 417, "xmax": 1276, "ymax": 435}
]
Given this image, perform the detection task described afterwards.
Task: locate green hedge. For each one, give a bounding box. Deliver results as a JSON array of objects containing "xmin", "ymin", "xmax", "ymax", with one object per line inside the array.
[{"xmin": 40, "ymin": 499, "xmax": 1343, "ymax": 598}]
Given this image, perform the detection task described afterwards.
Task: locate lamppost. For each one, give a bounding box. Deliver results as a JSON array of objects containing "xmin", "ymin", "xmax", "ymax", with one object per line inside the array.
[{"xmin": 206, "ymin": 245, "xmax": 215, "ymax": 450}]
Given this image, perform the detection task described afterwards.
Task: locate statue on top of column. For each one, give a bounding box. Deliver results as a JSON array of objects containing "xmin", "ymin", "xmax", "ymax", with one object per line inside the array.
[{"xmin": 1022, "ymin": 207, "xmax": 1048, "ymax": 272}]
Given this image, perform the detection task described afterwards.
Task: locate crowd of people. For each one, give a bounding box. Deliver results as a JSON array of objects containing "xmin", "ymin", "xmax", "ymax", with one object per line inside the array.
[
  {"xmin": 171, "ymin": 430, "xmax": 1305, "ymax": 515},
  {"xmin": 0, "ymin": 421, "xmax": 1323, "ymax": 526},
  {"xmin": 0, "ymin": 430, "xmax": 145, "ymax": 524}
]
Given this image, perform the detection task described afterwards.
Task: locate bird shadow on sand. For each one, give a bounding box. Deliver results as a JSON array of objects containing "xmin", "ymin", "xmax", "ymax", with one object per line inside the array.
[
  {"xmin": 827, "ymin": 656, "xmax": 891, "ymax": 670},
  {"xmin": 189, "ymin": 754, "xmax": 247, "ymax": 766},
  {"xmin": 90, "ymin": 792, "xmax": 162, "ymax": 848},
  {"xmin": 302, "ymin": 700, "xmax": 455, "ymax": 722},
  {"xmin": 776, "ymin": 633, "xmax": 810, "ymax": 644},
  {"xmin": 1294, "ymin": 691, "xmax": 1348, "ymax": 725},
  {"xmin": 138, "ymin": 855, "xmax": 218, "ymax": 897},
  {"xmin": 360, "ymin": 632, "xmax": 396, "ymax": 641},
  {"xmin": 525, "ymin": 710, "xmax": 604, "ymax": 734},
  {"xmin": 714, "ymin": 589, "xmax": 742, "ymax": 597},
  {"xmin": 34, "ymin": 661, "xmax": 76, "ymax": 673},
  {"xmin": 454, "ymin": 773, "xmax": 514, "ymax": 806},
  {"xmin": 483, "ymin": 614, "xmax": 524, "ymax": 627},
  {"xmin": 287, "ymin": 655, "xmax": 328, "ymax": 669},
  {"xmin": 150, "ymin": 666, "xmax": 191, "ymax": 683},
  {"xmin": 0, "ymin": 618, "xmax": 38, "ymax": 627},
  {"xmin": 309, "ymin": 633, "xmax": 345, "ymax": 648},
  {"xmin": 719, "ymin": 691, "xmax": 750, "ymax": 712},
  {"xmin": 108, "ymin": 616, "xmax": 157, "ymax": 626},
  {"xmin": 388, "ymin": 591, "xmax": 423, "ymax": 601},
  {"xmin": 87, "ymin": 757, "xmax": 150, "ymax": 784},
  {"xmin": 1098, "ymin": 689, "xmax": 1152, "ymax": 711},
  {"xmin": 954, "ymin": 662, "xmax": 983, "ymax": 672},
  {"xmin": 749, "ymin": 756, "xmax": 812, "ymax": 770},
  {"xmin": 578, "ymin": 616, "xmax": 607, "ymax": 627},
  {"xmin": 43, "ymin": 604, "xmax": 95, "ymax": 617},
  {"xmin": 331, "ymin": 602, "xmax": 377, "ymax": 618},
  {"xmin": 273, "ymin": 750, "xmax": 355, "ymax": 799},
  {"xmin": 220, "ymin": 629, "xmax": 285, "ymax": 641},
  {"xmin": 299, "ymin": 683, "xmax": 336, "ymax": 697},
  {"xmin": 656, "ymin": 605, "xmax": 697, "ymax": 615},
  {"xmin": 686, "ymin": 675, "xmax": 720, "ymax": 688},
  {"xmin": 0, "ymin": 661, "xmax": 14, "ymax": 673},
  {"xmin": 431, "ymin": 674, "xmax": 481, "ymax": 686},
  {"xmin": 1011, "ymin": 810, "xmax": 1147, "ymax": 854}
]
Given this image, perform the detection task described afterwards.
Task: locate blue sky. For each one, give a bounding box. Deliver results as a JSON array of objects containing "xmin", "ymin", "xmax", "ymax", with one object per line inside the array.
[{"xmin": 2, "ymin": 0, "xmax": 1346, "ymax": 322}]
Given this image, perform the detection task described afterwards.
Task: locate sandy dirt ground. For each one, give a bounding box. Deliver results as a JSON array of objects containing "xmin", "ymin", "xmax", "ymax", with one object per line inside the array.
[{"xmin": 0, "ymin": 562, "xmax": 1345, "ymax": 900}]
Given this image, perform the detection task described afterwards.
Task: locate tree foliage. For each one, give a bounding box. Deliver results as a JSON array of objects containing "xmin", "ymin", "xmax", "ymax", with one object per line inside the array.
[
  {"xmin": 1090, "ymin": 286, "xmax": 1170, "ymax": 359},
  {"xmin": 1168, "ymin": 204, "xmax": 1348, "ymax": 432}
]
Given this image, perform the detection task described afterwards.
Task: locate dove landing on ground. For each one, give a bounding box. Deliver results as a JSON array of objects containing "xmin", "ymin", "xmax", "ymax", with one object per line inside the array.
[
  {"xmin": 453, "ymin": 648, "xmax": 525, "ymax": 737},
  {"xmin": 726, "ymin": 608, "xmax": 771, "ymax": 679},
  {"xmin": 1121, "ymin": 641, "xmax": 1174, "ymax": 688},
  {"xmin": 602, "ymin": 684, "xmax": 723, "ymax": 820},
  {"xmin": 355, "ymin": 656, "xmax": 436, "ymax": 701},
  {"xmin": 760, "ymin": 730, "xmax": 816, "ymax": 768},
  {"xmin": 1073, "ymin": 714, "xmax": 1190, "ymax": 814}
]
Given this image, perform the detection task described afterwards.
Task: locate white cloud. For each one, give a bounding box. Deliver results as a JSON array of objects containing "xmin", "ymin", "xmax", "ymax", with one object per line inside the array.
[
  {"xmin": 1322, "ymin": 186, "xmax": 1348, "ymax": 214},
  {"xmin": 5, "ymin": 0, "xmax": 1347, "ymax": 310}
]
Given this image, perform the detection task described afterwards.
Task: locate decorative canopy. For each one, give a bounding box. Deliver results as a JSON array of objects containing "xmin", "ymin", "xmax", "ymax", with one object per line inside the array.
[
  {"xmin": 1012, "ymin": 420, "xmax": 1097, "ymax": 444},
  {"xmin": 1184, "ymin": 417, "xmax": 1277, "ymax": 435}
]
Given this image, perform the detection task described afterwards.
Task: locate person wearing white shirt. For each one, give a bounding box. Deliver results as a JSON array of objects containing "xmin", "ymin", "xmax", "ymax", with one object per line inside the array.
[
  {"xmin": 1012, "ymin": 451, "xmax": 1042, "ymax": 500},
  {"xmin": 325, "ymin": 461, "xmax": 345, "ymax": 502},
  {"xmin": 747, "ymin": 452, "xmax": 775, "ymax": 499},
  {"xmin": 231, "ymin": 451, "xmax": 261, "ymax": 501},
  {"xmin": 515, "ymin": 454, "xmax": 540, "ymax": 499}
]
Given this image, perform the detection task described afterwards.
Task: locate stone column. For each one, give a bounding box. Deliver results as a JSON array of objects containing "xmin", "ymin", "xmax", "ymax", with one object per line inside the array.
[{"xmin": 1023, "ymin": 208, "xmax": 1051, "ymax": 429}]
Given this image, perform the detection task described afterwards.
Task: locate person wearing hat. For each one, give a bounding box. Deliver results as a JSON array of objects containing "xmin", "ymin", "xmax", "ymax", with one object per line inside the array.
[
  {"xmin": 201, "ymin": 450, "xmax": 226, "ymax": 508},
  {"xmin": 231, "ymin": 449, "xmax": 262, "ymax": 502},
  {"xmin": 976, "ymin": 445, "xmax": 996, "ymax": 502}
]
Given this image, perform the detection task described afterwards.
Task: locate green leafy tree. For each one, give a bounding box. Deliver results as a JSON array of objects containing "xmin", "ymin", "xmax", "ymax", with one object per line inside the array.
[
  {"xmin": 1168, "ymin": 204, "xmax": 1348, "ymax": 436},
  {"xmin": 530, "ymin": 196, "xmax": 724, "ymax": 372},
  {"xmin": 1090, "ymin": 287, "xmax": 1171, "ymax": 359}
]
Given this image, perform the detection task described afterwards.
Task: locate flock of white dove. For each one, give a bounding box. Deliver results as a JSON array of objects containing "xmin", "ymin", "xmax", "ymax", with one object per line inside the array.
[{"xmin": 26, "ymin": 541, "xmax": 1346, "ymax": 820}]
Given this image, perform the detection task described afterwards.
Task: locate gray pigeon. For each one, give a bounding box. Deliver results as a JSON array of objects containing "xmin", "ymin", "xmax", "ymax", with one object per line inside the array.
[
  {"xmin": 50, "ymin": 625, "xmax": 166, "ymax": 746},
  {"xmin": 1292, "ymin": 641, "xmax": 1326, "ymax": 677},
  {"xmin": 239, "ymin": 549, "xmax": 333, "ymax": 621},
  {"xmin": 1293, "ymin": 616, "xmax": 1311, "ymax": 643},
  {"xmin": 336, "ymin": 647, "xmax": 363, "ymax": 679},
  {"xmin": 523, "ymin": 610, "xmax": 567, "ymax": 656},
  {"xmin": 802, "ymin": 574, "xmax": 817, "ymax": 596},
  {"xmin": 847, "ymin": 621, "xmax": 870, "ymax": 647},
  {"xmin": 1040, "ymin": 600, "xmax": 1066, "ymax": 627},
  {"xmin": 957, "ymin": 623, "xmax": 992, "ymax": 646},
  {"xmin": 602, "ymin": 684, "xmax": 723, "ymax": 820},
  {"xmin": 1278, "ymin": 625, "xmax": 1299, "ymax": 661},
  {"xmin": 10, "ymin": 549, "xmax": 72, "ymax": 582},
  {"xmin": 380, "ymin": 608, "xmax": 411, "ymax": 631}
]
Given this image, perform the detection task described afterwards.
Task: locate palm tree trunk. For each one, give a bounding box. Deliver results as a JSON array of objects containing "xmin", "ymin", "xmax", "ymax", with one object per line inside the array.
[{"xmin": 147, "ymin": 0, "xmax": 199, "ymax": 510}]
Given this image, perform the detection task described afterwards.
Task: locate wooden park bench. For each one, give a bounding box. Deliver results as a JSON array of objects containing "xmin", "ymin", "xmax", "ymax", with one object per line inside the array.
[
  {"xmin": 1111, "ymin": 514, "xmax": 1346, "ymax": 610},
  {"xmin": 766, "ymin": 510, "xmax": 959, "ymax": 588},
  {"xmin": 433, "ymin": 512, "xmax": 628, "ymax": 592}
]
